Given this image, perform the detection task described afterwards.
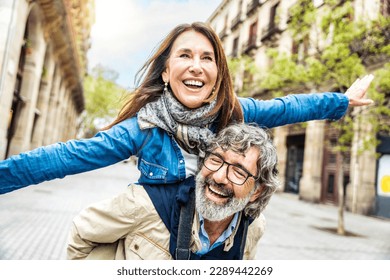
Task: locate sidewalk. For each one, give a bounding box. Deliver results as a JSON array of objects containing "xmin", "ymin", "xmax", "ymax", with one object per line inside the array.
[
  {"xmin": 0, "ymin": 162, "xmax": 389, "ymax": 260},
  {"xmin": 257, "ymin": 192, "xmax": 390, "ymax": 260},
  {"xmin": 0, "ymin": 162, "xmax": 136, "ymax": 260}
]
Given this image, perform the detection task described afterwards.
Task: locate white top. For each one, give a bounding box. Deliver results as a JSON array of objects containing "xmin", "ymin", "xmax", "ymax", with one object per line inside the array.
[{"xmin": 179, "ymin": 146, "xmax": 198, "ymax": 177}]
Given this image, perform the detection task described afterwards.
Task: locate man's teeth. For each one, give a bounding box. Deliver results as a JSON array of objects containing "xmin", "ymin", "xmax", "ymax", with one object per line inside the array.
[
  {"xmin": 209, "ymin": 185, "xmax": 228, "ymax": 197},
  {"xmin": 184, "ymin": 80, "xmax": 204, "ymax": 87}
]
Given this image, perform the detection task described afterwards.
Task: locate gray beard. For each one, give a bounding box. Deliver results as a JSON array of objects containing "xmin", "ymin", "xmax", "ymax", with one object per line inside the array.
[{"xmin": 195, "ymin": 173, "xmax": 253, "ymax": 221}]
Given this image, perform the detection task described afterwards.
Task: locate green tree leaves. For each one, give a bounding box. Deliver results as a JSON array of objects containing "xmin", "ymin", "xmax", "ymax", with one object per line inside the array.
[
  {"xmin": 81, "ymin": 65, "xmax": 124, "ymax": 138},
  {"xmin": 258, "ymin": 1, "xmax": 390, "ymax": 152}
]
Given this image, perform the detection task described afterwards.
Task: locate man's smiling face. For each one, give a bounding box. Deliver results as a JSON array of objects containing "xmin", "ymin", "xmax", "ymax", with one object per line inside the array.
[{"xmin": 195, "ymin": 147, "xmax": 262, "ymax": 221}]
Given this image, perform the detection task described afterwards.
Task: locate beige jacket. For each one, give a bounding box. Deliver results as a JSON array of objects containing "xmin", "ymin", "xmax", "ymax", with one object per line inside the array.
[{"xmin": 67, "ymin": 184, "xmax": 266, "ymax": 260}]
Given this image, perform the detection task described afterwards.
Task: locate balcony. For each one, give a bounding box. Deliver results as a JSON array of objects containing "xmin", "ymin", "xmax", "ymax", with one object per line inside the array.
[
  {"xmin": 231, "ymin": 13, "xmax": 243, "ymax": 30},
  {"xmin": 243, "ymin": 36, "xmax": 258, "ymax": 54},
  {"xmin": 219, "ymin": 28, "xmax": 228, "ymax": 40},
  {"xmin": 246, "ymin": 0, "xmax": 263, "ymax": 16},
  {"xmin": 260, "ymin": 24, "xmax": 282, "ymax": 42},
  {"xmin": 231, "ymin": 49, "xmax": 239, "ymax": 58}
]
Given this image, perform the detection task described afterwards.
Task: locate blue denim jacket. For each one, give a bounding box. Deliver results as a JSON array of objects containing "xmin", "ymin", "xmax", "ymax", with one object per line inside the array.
[{"xmin": 0, "ymin": 93, "xmax": 348, "ymax": 194}]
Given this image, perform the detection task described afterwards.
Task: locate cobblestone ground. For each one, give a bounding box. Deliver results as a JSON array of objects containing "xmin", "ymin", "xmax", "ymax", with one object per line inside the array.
[
  {"xmin": 0, "ymin": 162, "xmax": 389, "ymax": 260},
  {"xmin": 0, "ymin": 161, "xmax": 137, "ymax": 260},
  {"xmin": 257, "ymin": 193, "xmax": 390, "ymax": 260}
]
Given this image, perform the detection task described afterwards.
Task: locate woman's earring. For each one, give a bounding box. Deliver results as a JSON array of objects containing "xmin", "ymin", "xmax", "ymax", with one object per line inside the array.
[{"xmin": 164, "ymin": 82, "xmax": 168, "ymax": 93}]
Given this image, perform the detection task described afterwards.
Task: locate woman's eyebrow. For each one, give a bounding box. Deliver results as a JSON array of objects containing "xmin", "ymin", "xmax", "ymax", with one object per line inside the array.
[
  {"xmin": 176, "ymin": 48, "xmax": 214, "ymax": 56},
  {"xmin": 203, "ymin": 51, "xmax": 215, "ymax": 56},
  {"xmin": 177, "ymin": 48, "xmax": 192, "ymax": 53}
]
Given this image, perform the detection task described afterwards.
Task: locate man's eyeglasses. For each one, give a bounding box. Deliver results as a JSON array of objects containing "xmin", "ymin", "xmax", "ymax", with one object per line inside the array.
[{"xmin": 203, "ymin": 152, "xmax": 258, "ymax": 185}]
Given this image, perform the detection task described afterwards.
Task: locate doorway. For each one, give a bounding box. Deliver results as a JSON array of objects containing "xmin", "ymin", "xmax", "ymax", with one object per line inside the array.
[{"xmin": 285, "ymin": 134, "xmax": 305, "ymax": 194}]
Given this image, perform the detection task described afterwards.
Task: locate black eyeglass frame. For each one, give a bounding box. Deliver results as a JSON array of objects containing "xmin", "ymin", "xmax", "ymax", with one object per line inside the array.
[{"xmin": 202, "ymin": 152, "xmax": 259, "ymax": 185}]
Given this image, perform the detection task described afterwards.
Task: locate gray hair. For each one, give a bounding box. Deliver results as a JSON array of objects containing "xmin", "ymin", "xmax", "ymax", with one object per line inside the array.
[{"xmin": 202, "ymin": 123, "xmax": 279, "ymax": 219}]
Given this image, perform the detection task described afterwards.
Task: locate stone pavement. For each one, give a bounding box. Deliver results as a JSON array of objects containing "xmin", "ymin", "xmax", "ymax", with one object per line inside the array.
[
  {"xmin": 0, "ymin": 161, "xmax": 137, "ymax": 260},
  {"xmin": 257, "ymin": 192, "xmax": 390, "ymax": 260},
  {"xmin": 0, "ymin": 162, "xmax": 389, "ymax": 260}
]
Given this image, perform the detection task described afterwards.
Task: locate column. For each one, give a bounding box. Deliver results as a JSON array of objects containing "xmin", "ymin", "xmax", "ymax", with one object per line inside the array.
[
  {"xmin": 299, "ymin": 120, "xmax": 326, "ymax": 202},
  {"xmin": 42, "ymin": 68, "xmax": 61, "ymax": 146},
  {"xmin": 7, "ymin": 19, "xmax": 47, "ymax": 155},
  {"xmin": 60, "ymin": 89, "xmax": 71, "ymax": 142},
  {"xmin": 51, "ymin": 82, "xmax": 66, "ymax": 143},
  {"xmin": 346, "ymin": 108, "xmax": 377, "ymax": 214},
  {"xmin": 30, "ymin": 46, "xmax": 55, "ymax": 149},
  {"xmin": 0, "ymin": 1, "xmax": 30, "ymax": 158}
]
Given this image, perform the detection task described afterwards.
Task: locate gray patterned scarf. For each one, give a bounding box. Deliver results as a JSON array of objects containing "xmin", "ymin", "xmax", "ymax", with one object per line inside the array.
[{"xmin": 138, "ymin": 88, "xmax": 218, "ymax": 155}]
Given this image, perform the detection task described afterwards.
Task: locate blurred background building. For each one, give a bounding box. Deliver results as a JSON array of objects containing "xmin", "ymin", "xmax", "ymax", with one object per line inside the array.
[
  {"xmin": 207, "ymin": 0, "xmax": 390, "ymax": 218},
  {"xmin": 0, "ymin": 0, "xmax": 94, "ymax": 159}
]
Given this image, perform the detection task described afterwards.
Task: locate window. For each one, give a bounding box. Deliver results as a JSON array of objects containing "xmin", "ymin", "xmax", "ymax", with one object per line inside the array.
[
  {"xmin": 292, "ymin": 37, "xmax": 309, "ymax": 63},
  {"xmin": 269, "ymin": 2, "xmax": 280, "ymax": 30},
  {"xmin": 232, "ymin": 37, "xmax": 239, "ymax": 57},
  {"xmin": 381, "ymin": 0, "xmax": 390, "ymax": 16},
  {"xmin": 327, "ymin": 174, "xmax": 335, "ymax": 194},
  {"xmin": 219, "ymin": 15, "xmax": 229, "ymax": 39},
  {"xmin": 328, "ymin": 153, "xmax": 336, "ymax": 164},
  {"xmin": 249, "ymin": 21, "xmax": 258, "ymax": 46}
]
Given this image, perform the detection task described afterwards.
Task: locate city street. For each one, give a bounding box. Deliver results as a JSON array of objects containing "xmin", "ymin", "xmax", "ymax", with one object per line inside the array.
[{"xmin": 0, "ymin": 161, "xmax": 389, "ymax": 260}]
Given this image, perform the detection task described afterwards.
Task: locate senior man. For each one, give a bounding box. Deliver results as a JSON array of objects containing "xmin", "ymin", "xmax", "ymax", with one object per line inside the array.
[{"xmin": 67, "ymin": 123, "xmax": 279, "ymax": 260}]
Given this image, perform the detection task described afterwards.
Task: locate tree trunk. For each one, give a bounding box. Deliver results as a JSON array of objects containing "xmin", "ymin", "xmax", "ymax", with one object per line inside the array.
[{"xmin": 337, "ymin": 150, "xmax": 346, "ymax": 235}]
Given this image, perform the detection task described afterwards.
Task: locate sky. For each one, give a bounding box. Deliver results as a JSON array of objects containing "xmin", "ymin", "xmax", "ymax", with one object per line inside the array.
[{"xmin": 87, "ymin": 0, "xmax": 222, "ymax": 89}]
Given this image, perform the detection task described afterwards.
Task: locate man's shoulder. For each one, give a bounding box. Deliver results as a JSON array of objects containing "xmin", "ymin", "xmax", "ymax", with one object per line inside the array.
[
  {"xmin": 115, "ymin": 184, "xmax": 158, "ymax": 217},
  {"xmin": 248, "ymin": 214, "xmax": 266, "ymax": 239}
]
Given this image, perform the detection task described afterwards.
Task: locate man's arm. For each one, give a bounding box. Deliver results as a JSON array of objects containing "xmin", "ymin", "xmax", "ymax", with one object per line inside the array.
[
  {"xmin": 67, "ymin": 185, "xmax": 145, "ymax": 260},
  {"xmin": 244, "ymin": 214, "xmax": 266, "ymax": 260},
  {"xmin": 67, "ymin": 221, "xmax": 101, "ymax": 260}
]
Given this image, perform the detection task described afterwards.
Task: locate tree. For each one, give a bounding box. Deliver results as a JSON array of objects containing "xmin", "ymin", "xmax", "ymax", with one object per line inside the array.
[
  {"xmin": 258, "ymin": 0, "xmax": 390, "ymax": 234},
  {"xmin": 80, "ymin": 65, "xmax": 125, "ymax": 138},
  {"xmin": 227, "ymin": 55, "xmax": 259, "ymax": 97}
]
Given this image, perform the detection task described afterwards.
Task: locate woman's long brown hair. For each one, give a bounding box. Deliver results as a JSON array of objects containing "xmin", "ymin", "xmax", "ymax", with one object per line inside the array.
[{"xmin": 105, "ymin": 22, "xmax": 243, "ymax": 132}]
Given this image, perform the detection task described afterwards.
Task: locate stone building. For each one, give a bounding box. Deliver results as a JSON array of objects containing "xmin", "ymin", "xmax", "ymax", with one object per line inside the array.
[
  {"xmin": 207, "ymin": 0, "xmax": 390, "ymax": 218},
  {"xmin": 0, "ymin": 0, "xmax": 94, "ymax": 159}
]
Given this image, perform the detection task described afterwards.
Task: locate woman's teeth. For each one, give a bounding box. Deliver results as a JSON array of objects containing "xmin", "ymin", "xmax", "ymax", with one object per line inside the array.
[{"xmin": 184, "ymin": 80, "xmax": 204, "ymax": 87}]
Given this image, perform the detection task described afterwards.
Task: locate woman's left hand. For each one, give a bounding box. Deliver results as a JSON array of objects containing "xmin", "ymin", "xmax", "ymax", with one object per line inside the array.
[{"xmin": 345, "ymin": 74, "xmax": 374, "ymax": 107}]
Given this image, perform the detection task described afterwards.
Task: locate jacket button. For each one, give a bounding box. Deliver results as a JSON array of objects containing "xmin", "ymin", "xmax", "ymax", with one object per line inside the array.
[{"xmin": 134, "ymin": 244, "xmax": 139, "ymax": 250}]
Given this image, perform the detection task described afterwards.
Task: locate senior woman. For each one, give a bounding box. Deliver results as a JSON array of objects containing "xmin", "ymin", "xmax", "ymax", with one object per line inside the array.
[{"xmin": 0, "ymin": 22, "xmax": 373, "ymax": 194}]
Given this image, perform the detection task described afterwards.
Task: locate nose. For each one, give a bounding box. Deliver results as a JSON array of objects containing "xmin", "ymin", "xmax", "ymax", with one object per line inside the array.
[
  {"xmin": 212, "ymin": 163, "xmax": 229, "ymax": 185},
  {"xmin": 189, "ymin": 57, "xmax": 203, "ymax": 74}
]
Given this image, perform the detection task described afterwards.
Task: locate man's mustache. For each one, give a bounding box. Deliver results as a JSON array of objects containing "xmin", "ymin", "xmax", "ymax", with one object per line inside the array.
[{"xmin": 203, "ymin": 176, "xmax": 234, "ymax": 198}]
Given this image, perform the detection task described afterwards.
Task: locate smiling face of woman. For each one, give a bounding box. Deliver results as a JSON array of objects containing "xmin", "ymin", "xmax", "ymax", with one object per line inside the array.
[{"xmin": 162, "ymin": 30, "xmax": 218, "ymax": 109}]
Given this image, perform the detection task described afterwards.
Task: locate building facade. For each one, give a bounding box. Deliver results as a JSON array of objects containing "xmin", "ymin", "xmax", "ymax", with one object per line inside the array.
[
  {"xmin": 0, "ymin": 0, "xmax": 94, "ymax": 159},
  {"xmin": 207, "ymin": 0, "xmax": 390, "ymax": 218}
]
